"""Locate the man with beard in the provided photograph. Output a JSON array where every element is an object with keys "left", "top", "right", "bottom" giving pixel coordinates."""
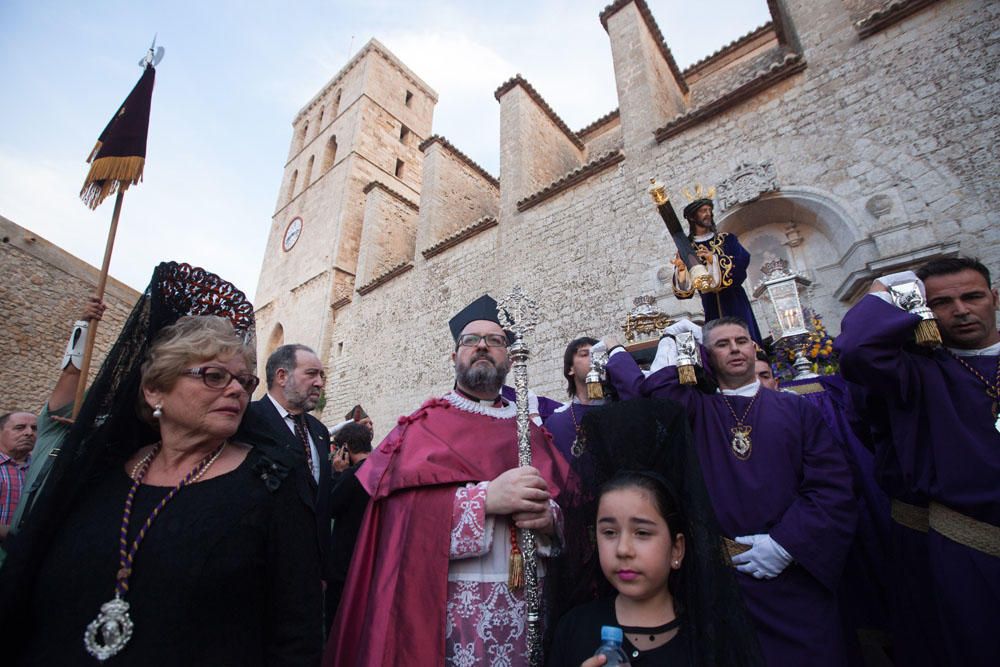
[
  {"left": 238, "top": 344, "right": 333, "bottom": 622},
  {"left": 836, "top": 257, "right": 1000, "bottom": 666},
  {"left": 324, "top": 294, "right": 573, "bottom": 666},
  {"left": 672, "top": 197, "right": 763, "bottom": 343}
]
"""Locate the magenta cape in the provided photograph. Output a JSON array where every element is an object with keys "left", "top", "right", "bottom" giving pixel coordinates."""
[{"left": 322, "top": 397, "right": 575, "bottom": 666}]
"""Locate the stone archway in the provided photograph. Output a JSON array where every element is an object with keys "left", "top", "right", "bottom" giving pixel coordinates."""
[{"left": 716, "top": 187, "right": 867, "bottom": 336}]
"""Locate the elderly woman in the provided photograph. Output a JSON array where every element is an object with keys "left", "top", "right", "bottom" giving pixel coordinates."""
[{"left": 10, "top": 315, "right": 322, "bottom": 665}]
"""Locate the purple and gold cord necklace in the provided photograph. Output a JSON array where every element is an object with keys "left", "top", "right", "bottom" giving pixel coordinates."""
[{"left": 84, "top": 441, "right": 227, "bottom": 661}]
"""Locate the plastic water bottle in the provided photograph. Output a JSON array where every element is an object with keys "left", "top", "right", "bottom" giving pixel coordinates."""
[{"left": 593, "top": 625, "right": 631, "bottom": 666}]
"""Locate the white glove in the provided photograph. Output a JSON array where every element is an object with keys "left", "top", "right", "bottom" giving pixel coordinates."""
[
  {"left": 648, "top": 336, "right": 678, "bottom": 374},
  {"left": 664, "top": 318, "right": 703, "bottom": 345},
  {"left": 528, "top": 390, "right": 542, "bottom": 426},
  {"left": 61, "top": 320, "right": 90, "bottom": 370},
  {"left": 732, "top": 534, "right": 793, "bottom": 579}
]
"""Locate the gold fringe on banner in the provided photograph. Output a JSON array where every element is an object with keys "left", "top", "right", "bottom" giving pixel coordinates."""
[{"left": 80, "top": 156, "right": 145, "bottom": 209}]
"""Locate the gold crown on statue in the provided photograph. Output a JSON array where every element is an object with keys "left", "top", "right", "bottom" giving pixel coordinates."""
[{"left": 682, "top": 184, "right": 716, "bottom": 201}]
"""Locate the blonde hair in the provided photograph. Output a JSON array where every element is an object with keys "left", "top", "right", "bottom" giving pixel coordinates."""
[{"left": 138, "top": 316, "right": 256, "bottom": 423}]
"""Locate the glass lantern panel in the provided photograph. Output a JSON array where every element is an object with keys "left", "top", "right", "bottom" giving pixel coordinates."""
[{"left": 766, "top": 279, "right": 807, "bottom": 338}]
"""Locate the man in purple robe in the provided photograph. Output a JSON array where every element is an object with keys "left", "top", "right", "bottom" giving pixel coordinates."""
[
  {"left": 610, "top": 316, "right": 856, "bottom": 666},
  {"left": 835, "top": 256, "right": 1000, "bottom": 666},
  {"left": 671, "top": 198, "right": 763, "bottom": 343},
  {"left": 542, "top": 337, "right": 602, "bottom": 462}
]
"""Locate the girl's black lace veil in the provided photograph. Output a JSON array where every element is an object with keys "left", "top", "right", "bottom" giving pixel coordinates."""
[{"left": 548, "top": 398, "right": 763, "bottom": 667}]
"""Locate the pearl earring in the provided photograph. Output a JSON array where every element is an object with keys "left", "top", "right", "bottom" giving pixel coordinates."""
[
  {"left": 673, "top": 560, "right": 680, "bottom": 568},
  {"left": 152, "top": 404, "right": 163, "bottom": 419}
]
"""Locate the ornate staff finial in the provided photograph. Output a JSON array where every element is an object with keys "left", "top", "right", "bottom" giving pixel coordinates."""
[{"left": 497, "top": 286, "right": 538, "bottom": 340}]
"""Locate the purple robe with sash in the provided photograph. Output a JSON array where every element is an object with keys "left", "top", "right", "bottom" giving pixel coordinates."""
[
  {"left": 784, "top": 376, "right": 892, "bottom": 664},
  {"left": 640, "top": 366, "right": 857, "bottom": 666},
  {"left": 836, "top": 295, "right": 1000, "bottom": 666},
  {"left": 844, "top": 383, "right": 942, "bottom": 667}
]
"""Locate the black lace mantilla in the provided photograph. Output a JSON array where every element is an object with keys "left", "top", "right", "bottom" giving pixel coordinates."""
[{"left": 156, "top": 262, "right": 255, "bottom": 342}]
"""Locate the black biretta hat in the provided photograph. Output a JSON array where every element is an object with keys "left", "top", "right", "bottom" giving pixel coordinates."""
[
  {"left": 683, "top": 198, "right": 714, "bottom": 221},
  {"left": 448, "top": 294, "right": 503, "bottom": 340}
]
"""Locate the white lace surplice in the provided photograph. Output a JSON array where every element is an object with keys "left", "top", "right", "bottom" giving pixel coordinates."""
[{"left": 445, "top": 482, "right": 561, "bottom": 667}]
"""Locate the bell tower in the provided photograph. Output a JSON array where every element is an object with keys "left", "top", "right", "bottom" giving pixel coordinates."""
[{"left": 253, "top": 39, "right": 437, "bottom": 371}]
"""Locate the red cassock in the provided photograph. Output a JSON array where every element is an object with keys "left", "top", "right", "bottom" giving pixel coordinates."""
[{"left": 323, "top": 395, "right": 574, "bottom": 666}]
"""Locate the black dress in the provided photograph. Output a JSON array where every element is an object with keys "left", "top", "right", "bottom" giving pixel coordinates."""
[
  {"left": 549, "top": 597, "right": 690, "bottom": 666},
  {"left": 18, "top": 448, "right": 323, "bottom": 666}
]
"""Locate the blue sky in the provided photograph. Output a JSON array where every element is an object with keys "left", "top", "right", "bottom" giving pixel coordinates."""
[{"left": 0, "top": 1, "right": 771, "bottom": 299}]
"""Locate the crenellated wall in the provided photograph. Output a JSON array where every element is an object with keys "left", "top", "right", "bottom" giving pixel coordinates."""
[
  {"left": 256, "top": 0, "right": 1000, "bottom": 440},
  {"left": 416, "top": 136, "right": 499, "bottom": 253}
]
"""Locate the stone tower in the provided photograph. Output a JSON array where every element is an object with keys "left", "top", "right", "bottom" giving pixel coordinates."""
[{"left": 253, "top": 39, "right": 437, "bottom": 380}]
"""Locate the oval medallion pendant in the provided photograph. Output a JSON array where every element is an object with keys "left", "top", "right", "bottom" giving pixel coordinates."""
[
  {"left": 730, "top": 426, "right": 752, "bottom": 460},
  {"left": 84, "top": 595, "right": 134, "bottom": 661}
]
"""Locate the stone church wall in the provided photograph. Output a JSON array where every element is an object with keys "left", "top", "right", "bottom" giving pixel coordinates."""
[
  {"left": 258, "top": 1, "right": 999, "bottom": 440},
  {"left": 0, "top": 215, "right": 139, "bottom": 414}
]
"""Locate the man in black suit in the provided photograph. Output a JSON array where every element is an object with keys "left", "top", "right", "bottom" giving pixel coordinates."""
[{"left": 238, "top": 344, "right": 333, "bottom": 625}]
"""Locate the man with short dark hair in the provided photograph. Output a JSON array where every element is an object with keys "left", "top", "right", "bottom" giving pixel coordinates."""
[
  {"left": 631, "top": 315, "right": 856, "bottom": 666},
  {"left": 0, "top": 412, "right": 37, "bottom": 538},
  {"left": 836, "top": 256, "right": 1000, "bottom": 665},
  {"left": 671, "top": 197, "right": 763, "bottom": 342},
  {"left": 543, "top": 336, "right": 601, "bottom": 461},
  {"left": 326, "top": 421, "right": 373, "bottom": 620},
  {"left": 239, "top": 343, "right": 332, "bottom": 616},
  {"left": 325, "top": 294, "right": 572, "bottom": 666}
]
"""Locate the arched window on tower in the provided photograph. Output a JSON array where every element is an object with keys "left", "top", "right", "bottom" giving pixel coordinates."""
[
  {"left": 304, "top": 155, "right": 315, "bottom": 188},
  {"left": 318, "top": 107, "right": 325, "bottom": 129},
  {"left": 287, "top": 170, "right": 298, "bottom": 203},
  {"left": 333, "top": 89, "right": 342, "bottom": 118},
  {"left": 296, "top": 121, "right": 309, "bottom": 153},
  {"left": 322, "top": 135, "right": 338, "bottom": 172}
]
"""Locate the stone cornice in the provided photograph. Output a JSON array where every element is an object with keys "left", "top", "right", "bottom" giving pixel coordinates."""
[
  {"left": 654, "top": 53, "right": 806, "bottom": 143},
  {"left": 419, "top": 135, "right": 499, "bottom": 188},
  {"left": 516, "top": 150, "right": 625, "bottom": 212},
  {"left": 421, "top": 216, "right": 499, "bottom": 259},
  {"left": 576, "top": 108, "right": 620, "bottom": 138},
  {"left": 331, "top": 295, "right": 352, "bottom": 310},
  {"left": 356, "top": 261, "right": 413, "bottom": 295},
  {"left": 682, "top": 23, "right": 774, "bottom": 77},
  {"left": 854, "top": 0, "right": 941, "bottom": 39},
  {"left": 494, "top": 75, "right": 586, "bottom": 150},
  {"left": 599, "top": 0, "right": 689, "bottom": 95},
  {"left": 362, "top": 180, "right": 419, "bottom": 211}
]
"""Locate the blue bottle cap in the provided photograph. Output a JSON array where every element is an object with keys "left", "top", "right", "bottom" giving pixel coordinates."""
[{"left": 601, "top": 626, "right": 624, "bottom": 643}]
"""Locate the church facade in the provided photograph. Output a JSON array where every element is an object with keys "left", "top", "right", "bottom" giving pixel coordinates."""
[{"left": 253, "top": 0, "right": 999, "bottom": 433}]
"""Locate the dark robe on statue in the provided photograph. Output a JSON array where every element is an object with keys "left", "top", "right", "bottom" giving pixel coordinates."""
[
  {"left": 836, "top": 295, "right": 1000, "bottom": 666},
  {"left": 639, "top": 366, "right": 857, "bottom": 666},
  {"left": 323, "top": 396, "right": 574, "bottom": 667},
  {"left": 673, "top": 232, "right": 763, "bottom": 343}
]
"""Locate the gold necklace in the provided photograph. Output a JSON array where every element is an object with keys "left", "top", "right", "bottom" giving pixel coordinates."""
[
  {"left": 568, "top": 402, "right": 586, "bottom": 458},
  {"left": 130, "top": 442, "right": 228, "bottom": 482},
  {"left": 947, "top": 351, "right": 1000, "bottom": 424},
  {"left": 720, "top": 390, "right": 759, "bottom": 460}
]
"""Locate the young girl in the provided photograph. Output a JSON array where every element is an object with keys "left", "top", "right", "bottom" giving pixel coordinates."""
[
  {"left": 549, "top": 472, "right": 689, "bottom": 666},
  {"left": 546, "top": 398, "right": 762, "bottom": 667}
]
